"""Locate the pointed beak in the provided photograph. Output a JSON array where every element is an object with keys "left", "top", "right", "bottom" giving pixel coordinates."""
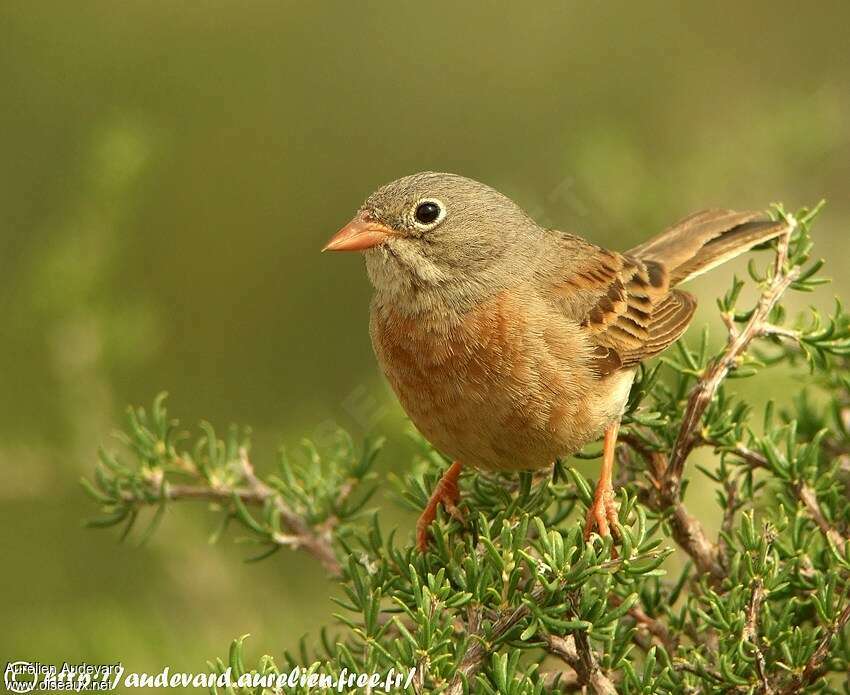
[{"left": 322, "top": 216, "right": 398, "bottom": 252}]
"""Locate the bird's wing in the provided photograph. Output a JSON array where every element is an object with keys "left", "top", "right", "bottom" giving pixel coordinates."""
[
  {"left": 544, "top": 234, "right": 696, "bottom": 377},
  {"left": 545, "top": 209, "right": 787, "bottom": 376}
]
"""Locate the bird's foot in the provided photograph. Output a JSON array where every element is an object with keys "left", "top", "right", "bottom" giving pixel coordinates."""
[
  {"left": 583, "top": 485, "right": 620, "bottom": 542},
  {"left": 416, "top": 461, "right": 464, "bottom": 551}
]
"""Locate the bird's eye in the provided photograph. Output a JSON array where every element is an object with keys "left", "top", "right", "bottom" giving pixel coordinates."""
[{"left": 414, "top": 200, "right": 443, "bottom": 226}]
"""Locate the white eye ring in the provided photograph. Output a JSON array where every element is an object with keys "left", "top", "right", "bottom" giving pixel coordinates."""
[{"left": 411, "top": 198, "right": 446, "bottom": 229}]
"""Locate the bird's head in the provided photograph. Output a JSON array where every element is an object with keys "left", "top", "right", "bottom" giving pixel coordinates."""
[{"left": 324, "top": 172, "right": 541, "bottom": 310}]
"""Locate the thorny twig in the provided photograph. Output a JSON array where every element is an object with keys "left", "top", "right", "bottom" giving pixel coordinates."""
[
  {"left": 121, "top": 448, "right": 342, "bottom": 575},
  {"left": 620, "top": 432, "right": 725, "bottom": 581},
  {"left": 238, "top": 448, "right": 342, "bottom": 575},
  {"left": 445, "top": 554, "right": 657, "bottom": 694},
  {"left": 623, "top": 222, "right": 804, "bottom": 583},
  {"left": 608, "top": 592, "right": 677, "bottom": 653},
  {"left": 666, "top": 224, "right": 795, "bottom": 484},
  {"left": 776, "top": 599, "right": 850, "bottom": 695},
  {"left": 719, "top": 443, "right": 848, "bottom": 551},
  {"left": 718, "top": 474, "right": 742, "bottom": 566},
  {"left": 744, "top": 578, "right": 772, "bottom": 694},
  {"left": 542, "top": 633, "right": 617, "bottom": 695}
]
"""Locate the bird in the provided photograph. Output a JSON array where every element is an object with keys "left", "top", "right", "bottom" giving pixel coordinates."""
[{"left": 323, "top": 172, "right": 787, "bottom": 551}]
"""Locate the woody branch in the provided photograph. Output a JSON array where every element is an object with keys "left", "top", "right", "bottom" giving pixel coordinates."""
[
  {"left": 119, "top": 448, "right": 342, "bottom": 575},
  {"left": 625, "top": 220, "right": 800, "bottom": 581}
]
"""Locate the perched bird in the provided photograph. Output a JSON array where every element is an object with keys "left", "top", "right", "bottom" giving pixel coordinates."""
[{"left": 324, "top": 172, "right": 786, "bottom": 550}]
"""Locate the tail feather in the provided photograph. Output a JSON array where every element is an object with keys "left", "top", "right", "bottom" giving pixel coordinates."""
[{"left": 627, "top": 210, "right": 788, "bottom": 285}]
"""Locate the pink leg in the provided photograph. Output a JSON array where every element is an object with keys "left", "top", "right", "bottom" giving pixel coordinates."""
[
  {"left": 416, "top": 461, "right": 463, "bottom": 551},
  {"left": 584, "top": 421, "right": 621, "bottom": 540}
]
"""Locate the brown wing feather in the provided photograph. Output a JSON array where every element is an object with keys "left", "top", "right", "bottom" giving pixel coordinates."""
[
  {"left": 578, "top": 255, "right": 695, "bottom": 374},
  {"left": 549, "top": 237, "right": 696, "bottom": 377},
  {"left": 549, "top": 209, "right": 786, "bottom": 377}
]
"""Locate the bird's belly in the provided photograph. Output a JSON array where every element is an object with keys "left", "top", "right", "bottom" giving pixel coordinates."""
[{"left": 371, "top": 291, "right": 633, "bottom": 472}]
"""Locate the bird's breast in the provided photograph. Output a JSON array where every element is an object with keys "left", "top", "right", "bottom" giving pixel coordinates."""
[{"left": 369, "top": 290, "right": 621, "bottom": 471}]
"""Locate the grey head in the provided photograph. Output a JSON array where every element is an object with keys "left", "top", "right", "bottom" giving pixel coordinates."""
[{"left": 325, "top": 172, "right": 546, "bottom": 314}]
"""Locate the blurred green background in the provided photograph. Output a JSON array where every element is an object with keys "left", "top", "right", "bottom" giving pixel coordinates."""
[{"left": 2, "top": 0, "right": 849, "bottom": 679}]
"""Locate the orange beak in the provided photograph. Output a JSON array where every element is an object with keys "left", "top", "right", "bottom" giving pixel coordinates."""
[{"left": 322, "top": 215, "right": 398, "bottom": 252}]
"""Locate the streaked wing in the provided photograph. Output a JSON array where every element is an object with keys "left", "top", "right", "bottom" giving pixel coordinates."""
[{"left": 547, "top": 234, "right": 696, "bottom": 376}]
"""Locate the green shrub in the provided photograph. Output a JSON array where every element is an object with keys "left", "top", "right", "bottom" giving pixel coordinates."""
[{"left": 84, "top": 204, "right": 850, "bottom": 693}]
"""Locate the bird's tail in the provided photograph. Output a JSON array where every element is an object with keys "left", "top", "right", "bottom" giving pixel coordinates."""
[{"left": 626, "top": 209, "right": 789, "bottom": 286}]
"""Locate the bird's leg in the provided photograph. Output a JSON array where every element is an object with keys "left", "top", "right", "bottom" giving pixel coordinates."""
[
  {"left": 416, "top": 461, "right": 463, "bottom": 551},
  {"left": 584, "top": 421, "right": 621, "bottom": 540}
]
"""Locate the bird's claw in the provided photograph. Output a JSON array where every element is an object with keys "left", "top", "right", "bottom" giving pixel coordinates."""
[
  {"left": 583, "top": 487, "right": 620, "bottom": 543},
  {"left": 416, "top": 462, "right": 464, "bottom": 551}
]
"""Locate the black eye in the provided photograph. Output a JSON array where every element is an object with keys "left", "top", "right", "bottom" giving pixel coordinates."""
[{"left": 414, "top": 201, "right": 442, "bottom": 225}]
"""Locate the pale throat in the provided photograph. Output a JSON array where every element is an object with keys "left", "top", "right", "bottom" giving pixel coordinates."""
[{"left": 364, "top": 244, "right": 504, "bottom": 318}]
